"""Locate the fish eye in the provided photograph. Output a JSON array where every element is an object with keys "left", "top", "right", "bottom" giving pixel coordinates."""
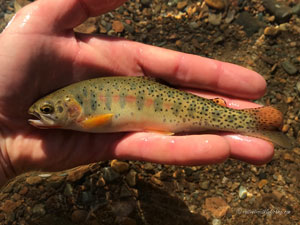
[{"left": 40, "top": 104, "right": 54, "bottom": 114}]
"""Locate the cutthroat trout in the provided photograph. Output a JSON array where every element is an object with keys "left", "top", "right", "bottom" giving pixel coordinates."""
[{"left": 28, "top": 76, "right": 292, "bottom": 148}]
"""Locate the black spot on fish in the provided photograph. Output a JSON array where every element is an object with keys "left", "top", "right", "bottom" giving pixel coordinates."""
[{"left": 57, "top": 106, "right": 63, "bottom": 113}]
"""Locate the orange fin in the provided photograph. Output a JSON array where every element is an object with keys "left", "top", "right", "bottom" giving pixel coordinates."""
[
  {"left": 242, "top": 106, "right": 283, "bottom": 130},
  {"left": 212, "top": 98, "right": 227, "bottom": 107},
  {"left": 146, "top": 130, "right": 175, "bottom": 135},
  {"left": 80, "top": 114, "right": 113, "bottom": 129}
]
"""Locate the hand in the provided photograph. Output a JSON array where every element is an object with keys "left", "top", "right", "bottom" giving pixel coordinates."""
[{"left": 0, "top": 0, "right": 272, "bottom": 186}]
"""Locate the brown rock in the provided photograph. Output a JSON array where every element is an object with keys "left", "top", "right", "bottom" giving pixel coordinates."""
[
  {"left": 282, "top": 124, "right": 289, "bottom": 133},
  {"left": 177, "top": 1, "right": 188, "bottom": 10},
  {"left": 112, "top": 20, "right": 124, "bottom": 33},
  {"left": 285, "top": 96, "right": 294, "bottom": 104},
  {"left": 26, "top": 176, "right": 42, "bottom": 185},
  {"left": 116, "top": 216, "right": 137, "bottom": 225},
  {"left": 175, "top": 40, "right": 183, "bottom": 48},
  {"left": 264, "top": 26, "right": 279, "bottom": 36},
  {"left": 258, "top": 179, "right": 268, "bottom": 189},
  {"left": 14, "top": 0, "right": 31, "bottom": 11},
  {"left": 0, "top": 199, "right": 21, "bottom": 213},
  {"left": 272, "top": 190, "right": 284, "bottom": 202},
  {"left": 111, "top": 160, "right": 129, "bottom": 173},
  {"left": 283, "top": 153, "right": 294, "bottom": 162},
  {"left": 19, "top": 186, "right": 28, "bottom": 195},
  {"left": 204, "top": 0, "right": 225, "bottom": 10},
  {"left": 126, "top": 169, "right": 137, "bottom": 187},
  {"left": 151, "top": 176, "right": 163, "bottom": 186},
  {"left": 74, "top": 17, "right": 98, "bottom": 34},
  {"left": 293, "top": 147, "right": 300, "bottom": 155},
  {"left": 67, "top": 165, "right": 90, "bottom": 182},
  {"left": 99, "top": 25, "right": 107, "bottom": 34},
  {"left": 204, "top": 197, "right": 230, "bottom": 218},
  {"left": 96, "top": 176, "right": 106, "bottom": 187},
  {"left": 71, "top": 209, "right": 88, "bottom": 223}
]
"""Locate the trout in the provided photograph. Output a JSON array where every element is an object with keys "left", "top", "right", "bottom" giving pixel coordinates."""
[{"left": 28, "top": 76, "right": 292, "bottom": 148}]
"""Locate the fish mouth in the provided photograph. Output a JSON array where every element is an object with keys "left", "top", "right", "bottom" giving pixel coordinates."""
[
  {"left": 28, "top": 110, "right": 56, "bottom": 128},
  {"left": 28, "top": 110, "right": 46, "bottom": 128}
]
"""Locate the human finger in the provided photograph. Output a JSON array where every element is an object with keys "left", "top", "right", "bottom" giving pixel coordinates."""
[
  {"left": 4, "top": 0, "right": 127, "bottom": 33},
  {"left": 71, "top": 35, "right": 266, "bottom": 99}
]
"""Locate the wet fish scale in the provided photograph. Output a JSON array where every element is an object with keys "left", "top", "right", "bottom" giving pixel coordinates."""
[{"left": 28, "top": 76, "right": 293, "bottom": 148}]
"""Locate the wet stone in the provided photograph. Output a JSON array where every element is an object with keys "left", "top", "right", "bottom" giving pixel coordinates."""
[
  {"left": 177, "top": 1, "right": 187, "bottom": 11},
  {"left": 126, "top": 169, "right": 137, "bottom": 187},
  {"left": 281, "top": 60, "right": 298, "bottom": 75},
  {"left": 263, "top": 0, "right": 292, "bottom": 23},
  {"left": 258, "top": 179, "right": 268, "bottom": 189},
  {"left": 80, "top": 191, "right": 94, "bottom": 204},
  {"left": 116, "top": 216, "right": 137, "bottom": 225},
  {"left": 239, "top": 186, "right": 248, "bottom": 199},
  {"left": 67, "top": 165, "right": 90, "bottom": 182},
  {"left": 64, "top": 183, "right": 73, "bottom": 196},
  {"left": 264, "top": 26, "right": 279, "bottom": 36},
  {"left": 111, "top": 160, "right": 129, "bottom": 173},
  {"left": 102, "top": 167, "right": 120, "bottom": 183},
  {"left": 0, "top": 199, "right": 21, "bottom": 213},
  {"left": 120, "top": 185, "right": 132, "bottom": 198},
  {"left": 71, "top": 209, "right": 88, "bottom": 224},
  {"left": 204, "top": 0, "right": 225, "bottom": 10},
  {"left": 19, "top": 186, "right": 28, "bottom": 195},
  {"left": 212, "top": 218, "right": 222, "bottom": 225},
  {"left": 204, "top": 197, "right": 230, "bottom": 218},
  {"left": 26, "top": 176, "right": 42, "bottom": 185},
  {"left": 208, "top": 12, "right": 222, "bottom": 26},
  {"left": 235, "top": 12, "right": 262, "bottom": 36},
  {"left": 141, "top": 0, "right": 151, "bottom": 7},
  {"left": 200, "top": 180, "right": 210, "bottom": 190},
  {"left": 112, "top": 20, "right": 124, "bottom": 33},
  {"left": 32, "top": 203, "right": 46, "bottom": 216}
]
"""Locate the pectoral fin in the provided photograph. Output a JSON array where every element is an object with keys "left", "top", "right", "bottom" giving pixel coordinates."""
[{"left": 80, "top": 114, "right": 113, "bottom": 129}]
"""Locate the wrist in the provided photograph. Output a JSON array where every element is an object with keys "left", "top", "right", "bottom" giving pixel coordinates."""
[{"left": 0, "top": 136, "right": 17, "bottom": 187}]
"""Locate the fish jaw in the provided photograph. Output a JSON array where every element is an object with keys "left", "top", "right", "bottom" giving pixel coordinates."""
[{"left": 28, "top": 109, "right": 62, "bottom": 129}]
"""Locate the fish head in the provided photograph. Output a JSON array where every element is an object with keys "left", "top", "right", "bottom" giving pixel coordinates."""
[{"left": 28, "top": 96, "right": 74, "bottom": 129}]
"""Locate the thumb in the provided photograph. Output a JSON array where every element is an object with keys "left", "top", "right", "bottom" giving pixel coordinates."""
[{"left": 4, "top": 0, "right": 127, "bottom": 33}]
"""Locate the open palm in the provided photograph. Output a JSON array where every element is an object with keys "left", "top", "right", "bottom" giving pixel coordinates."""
[{"left": 0, "top": 0, "right": 273, "bottom": 185}]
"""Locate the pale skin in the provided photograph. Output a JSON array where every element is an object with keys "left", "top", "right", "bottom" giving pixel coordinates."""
[{"left": 0, "top": 0, "right": 273, "bottom": 186}]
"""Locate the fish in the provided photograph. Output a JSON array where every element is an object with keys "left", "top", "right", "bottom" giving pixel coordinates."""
[{"left": 28, "top": 76, "right": 293, "bottom": 148}]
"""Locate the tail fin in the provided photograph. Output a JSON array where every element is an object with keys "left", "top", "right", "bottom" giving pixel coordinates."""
[
  {"left": 244, "top": 130, "right": 295, "bottom": 149},
  {"left": 241, "top": 106, "right": 295, "bottom": 149},
  {"left": 242, "top": 106, "right": 283, "bottom": 130}
]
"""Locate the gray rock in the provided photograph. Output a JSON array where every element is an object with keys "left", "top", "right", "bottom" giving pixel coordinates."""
[
  {"left": 296, "top": 81, "right": 300, "bottom": 94},
  {"left": 212, "top": 218, "right": 222, "bottom": 225},
  {"left": 141, "top": 0, "right": 151, "bottom": 6},
  {"left": 32, "top": 203, "right": 46, "bottom": 216},
  {"left": 263, "top": 0, "right": 292, "bottom": 23},
  {"left": 102, "top": 167, "right": 120, "bottom": 182},
  {"left": 238, "top": 186, "right": 248, "bottom": 199},
  {"left": 71, "top": 210, "right": 88, "bottom": 223},
  {"left": 225, "top": 9, "right": 236, "bottom": 24},
  {"left": 189, "top": 21, "right": 199, "bottom": 29},
  {"left": 281, "top": 60, "right": 298, "bottom": 75},
  {"left": 64, "top": 183, "right": 73, "bottom": 196},
  {"left": 81, "top": 191, "right": 93, "bottom": 203},
  {"left": 208, "top": 12, "right": 222, "bottom": 26},
  {"left": 291, "top": 3, "right": 300, "bottom": 16},
  {"left": 124, "top": 23, "right": 134, "bottom": 34},
  {"left": 200, "top": 180, "right": 210, "bottom": 190},
  {"left": 235, "top": 12, "right": 262, "bottom": 36}
]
